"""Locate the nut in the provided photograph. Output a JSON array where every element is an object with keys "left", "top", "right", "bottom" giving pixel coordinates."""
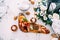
[
  {"left": 29, "top": 0, "right": 35, "bottom": 5},
  {"left": 26, "top": 11, "right": 30, "bottom": 15},
  {"left": 30, "top": 1, "right": 35, "bottom": 5},
  {"left": 14, "top": 16, "right": 17, "bottom": 20}
]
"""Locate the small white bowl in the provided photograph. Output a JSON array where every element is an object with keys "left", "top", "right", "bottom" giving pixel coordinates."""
[{"left": 19, "top": 2, "right": 30, "bottom": 11}]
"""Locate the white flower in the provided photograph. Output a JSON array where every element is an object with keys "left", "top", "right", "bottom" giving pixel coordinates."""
[
  {"left": 40, "top": 4, "right": 47, "bottom": 10},
  {"left": 43, "top": 15, "right": 47, "bottom": 20},
  {"left": 40, "top": 11, "right": 45, "bottom": 16},
  {"left": 40, "top": 11, "right": 43, "bottom": 16},
  {"left": 48, "top": 15, "right": 53, "bottom": 19},
  {"left": 40, "top": 11, "right": 43, "bottom": 13},
  {"left": 53, "top": 13, "right": 59, "bottom": 20}
]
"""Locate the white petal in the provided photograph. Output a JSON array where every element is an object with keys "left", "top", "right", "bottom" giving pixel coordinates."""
[
  {"left": 40, "top": 11, "right": 45, "bottom": 16},
  {"left": 43, "top": 16, "right": 47, "bottom": 20},
  {"left": 40, "top": 13, "right": 44, "bottom": 16},
  {"left": 40, "top": 5, "right": 47, "bottom": 10},
  {"left": 53, "top": 13, "right": 59, "bottom": 20},
  {"left": 48, "top": 15, "right": 53, "bottom": 19}
]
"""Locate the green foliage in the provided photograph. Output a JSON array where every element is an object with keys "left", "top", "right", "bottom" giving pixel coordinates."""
[
  {"left": 23, "top": 18, "right": 28, "bottom": 22},
  {"left": 34, "top": 1, "right": 60, "bottom": 26},
  {"left": 36, "top": 13, "right": 52, "bottom": 26}
]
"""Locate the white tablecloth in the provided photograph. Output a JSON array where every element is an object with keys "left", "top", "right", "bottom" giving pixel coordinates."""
[{"left": 0, "top": 0, "right": 56, "bottom": 40}]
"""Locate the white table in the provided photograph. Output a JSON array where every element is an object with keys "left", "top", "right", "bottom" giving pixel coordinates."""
[{"left": 0, "top": 0, "right": 55, "bottom": 40}]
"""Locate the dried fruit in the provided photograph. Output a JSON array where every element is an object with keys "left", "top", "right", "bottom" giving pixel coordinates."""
[
  {"left": 11, "top": 25, "right": 18, "bottom": 32},
  {"left": 30, "top": 1, "right": 35, "bottom": 5},
  {"left": 14, "top": 16, "right": 17, "bottom": 20},
  {"left": 29, "top": 0, "right": 35, "bottom": 5},
  {"left": 26, "top": 11, "right": 30, "bottom": 15}
]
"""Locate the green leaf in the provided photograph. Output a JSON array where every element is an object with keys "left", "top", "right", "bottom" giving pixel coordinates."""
[
  {"left": 34, "top": 8, "right": 37, "bottom": 12},
  {"left": 23, "top": 18, "right": 28, "bottom": 22}
]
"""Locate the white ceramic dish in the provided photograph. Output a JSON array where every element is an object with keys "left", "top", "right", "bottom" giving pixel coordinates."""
[{"left": 19, "top": 1, "right": 30, "bottom": 11}]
